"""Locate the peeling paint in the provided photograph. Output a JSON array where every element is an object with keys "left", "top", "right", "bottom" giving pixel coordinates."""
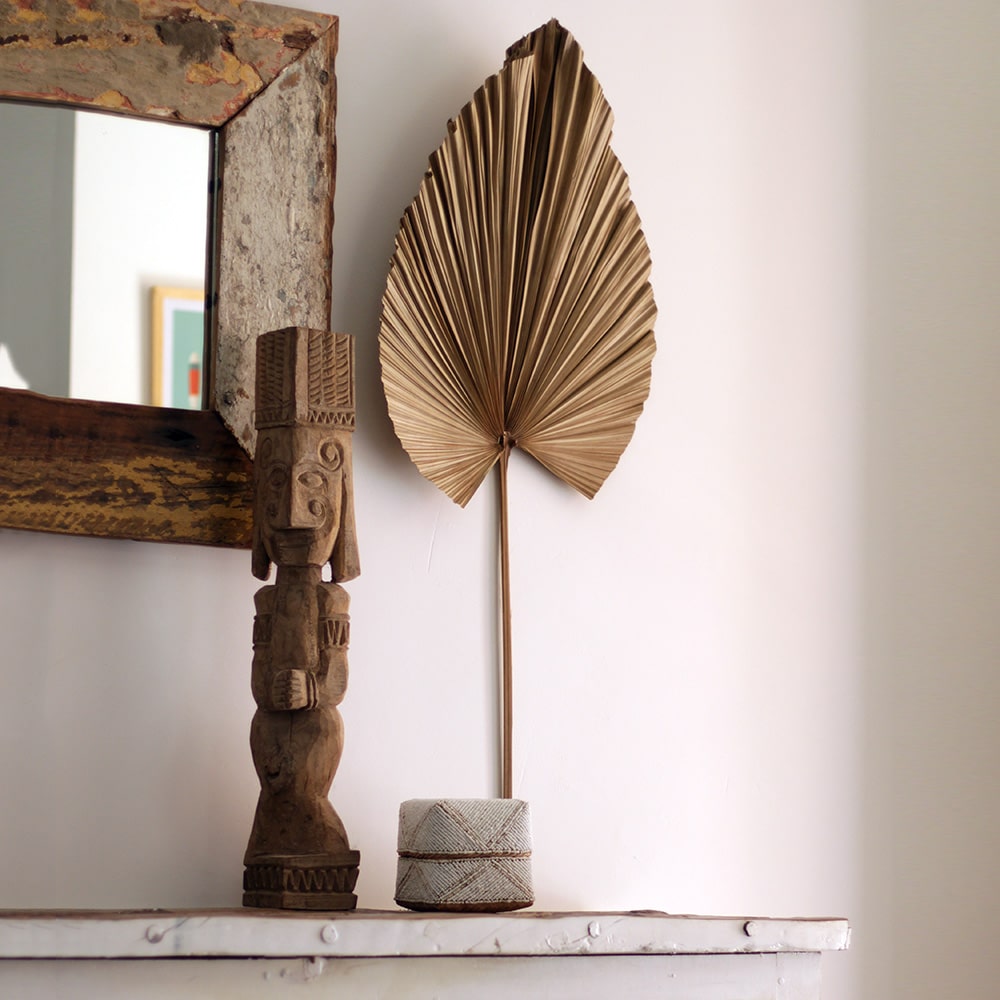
[
  {"left": 217, "top": 48, "right": 246, "bottom": 85},
  {"left": 12, "top": 6, "right": 46, "bottom": 25},
  {"left": 184, "top": 48, "right": 254, "bottom": 88},
  {"left": 144, "top": 104, "right": 183, "bottom": 119},
  {"left": 94, "top": 88, "right": 132, "bottom": 109},
  {"left": 72, "top": 8, "right": 106, "bottom": 25},
  {"left": 238, "top": 59, "right": 261, "bottom": 91}
]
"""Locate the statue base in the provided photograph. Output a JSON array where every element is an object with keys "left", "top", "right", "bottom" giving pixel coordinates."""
[{"left": 243, "top": 851, "right": 360, "bottom": 910}]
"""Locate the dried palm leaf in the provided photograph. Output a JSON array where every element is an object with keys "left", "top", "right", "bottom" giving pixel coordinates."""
[{"left": 380, "top": 20, "right": 657, "bottom": 796}]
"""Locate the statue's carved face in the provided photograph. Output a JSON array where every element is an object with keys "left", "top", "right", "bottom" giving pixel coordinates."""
[{"left": 256, "top": 426, "right": 344, "bottom": 568}]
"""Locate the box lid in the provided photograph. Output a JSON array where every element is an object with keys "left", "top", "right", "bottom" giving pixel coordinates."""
[{"left": 397, "top": 798, "right": 532, "bottom": 856}]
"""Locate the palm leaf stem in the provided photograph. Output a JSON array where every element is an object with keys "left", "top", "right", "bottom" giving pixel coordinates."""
[{"left": 498, "top": 437, "right": 514, "bottom": 799}]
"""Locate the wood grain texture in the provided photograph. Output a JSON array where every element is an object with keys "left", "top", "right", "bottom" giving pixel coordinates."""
[
  {"left": 243, "top": 328, "right": 359, "bottom": 910},
  {"left": 0, "top": 389, "right": 252, "bottom": 546},
  {"left": 213, "top": 26, "right": 337, "bottom": 455},
  {"left": 0, "top": 0, "right": 334, "bottom": 126}
]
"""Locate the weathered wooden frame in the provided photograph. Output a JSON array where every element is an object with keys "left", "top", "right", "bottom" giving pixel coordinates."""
[{"left": 0, "top": 0, "right": 338, "bottom": 546}]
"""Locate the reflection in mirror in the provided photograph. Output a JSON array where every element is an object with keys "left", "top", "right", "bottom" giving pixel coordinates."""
[{"left": 0, "top": 103, "right": 210, "bottom": 407}]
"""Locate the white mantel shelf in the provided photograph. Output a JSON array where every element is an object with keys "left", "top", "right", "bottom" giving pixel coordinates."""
[
  {"left": 0, "top": 908, "right": 849, "bottom": 959},
  {"left": 0, "top": 909, "right": 851, "bottom": 1000}
]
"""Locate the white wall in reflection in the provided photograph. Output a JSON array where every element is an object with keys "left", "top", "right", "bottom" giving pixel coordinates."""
[
  {"left": 0, "top": 104, "right": 208, "bottom": 405},
  {"left": 70, "top": 111, "right": 209, "bottom": 405}
]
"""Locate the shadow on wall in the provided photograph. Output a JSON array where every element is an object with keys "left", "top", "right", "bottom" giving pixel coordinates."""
[
  {"left": 0, "top": 344, "right": 29, "bottom": 389},
  {"left": 861, "top": 3, "right": 1000, "bottom": 999}
]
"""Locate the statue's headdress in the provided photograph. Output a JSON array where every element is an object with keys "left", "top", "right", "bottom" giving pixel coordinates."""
[
  {"left": 255, "top": 327, "right": 356, "bottom": 432},
  {"left": 252, "top": 327, "right": 360, "bottom": 582}
]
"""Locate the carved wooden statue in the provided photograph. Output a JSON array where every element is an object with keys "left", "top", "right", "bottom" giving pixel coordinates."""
[{"left": 243, "top": 327, "right": 361, "bottom": 910}]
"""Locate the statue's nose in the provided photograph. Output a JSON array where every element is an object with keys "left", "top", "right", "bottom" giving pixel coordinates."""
[
  {"left": 287, "top": 475, "right": 322, "bottom": 528},
  {"left": 287, "top": 479, "right": 310, "bottom": 527}
]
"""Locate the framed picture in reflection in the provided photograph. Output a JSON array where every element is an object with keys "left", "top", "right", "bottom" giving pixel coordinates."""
[{"left": 150, "top": 286, "right": 205, "bottom": 409}]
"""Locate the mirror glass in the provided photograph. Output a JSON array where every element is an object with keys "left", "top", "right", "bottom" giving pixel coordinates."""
[{"left": 0, "top": 103, "right": 211, "bottom": 408}]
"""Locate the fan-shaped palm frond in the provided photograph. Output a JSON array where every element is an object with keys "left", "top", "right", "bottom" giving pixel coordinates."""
[{"left": 379, "top": 20, "right": 657, "bottom": 797}]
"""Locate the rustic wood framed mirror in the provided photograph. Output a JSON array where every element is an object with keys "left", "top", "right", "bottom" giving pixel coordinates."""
[{"left": 0, "top": 0, "right": 338, "bottom": 547}]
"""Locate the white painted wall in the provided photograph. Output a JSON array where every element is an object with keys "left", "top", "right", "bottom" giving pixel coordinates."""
[{"left": 1, "top": 3, "right": 999, "bottom": 999}]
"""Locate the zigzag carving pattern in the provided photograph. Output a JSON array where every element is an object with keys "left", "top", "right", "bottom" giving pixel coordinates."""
[
  {"left": 306, "top": 409, "right": 356, "bottom": 428},
  {"left": 244, "top": 862, "right": 359, "bottom": 894}
]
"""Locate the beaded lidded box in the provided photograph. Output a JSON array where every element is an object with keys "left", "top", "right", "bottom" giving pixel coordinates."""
[{"left": 395, "top": 798, "right": 533, "bottom": 912}]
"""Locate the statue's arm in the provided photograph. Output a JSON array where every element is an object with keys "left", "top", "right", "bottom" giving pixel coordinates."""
[
  {"left": 250, "top": 586, "right": 277, "bottom": 708},
  {"left": 316, "top": 583, "right": 350, "bottom": 706}
]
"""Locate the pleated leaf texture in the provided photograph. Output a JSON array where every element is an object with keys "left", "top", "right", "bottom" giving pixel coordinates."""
[{"left": 379, "top": 19, "right": 657, "bottom": 506}]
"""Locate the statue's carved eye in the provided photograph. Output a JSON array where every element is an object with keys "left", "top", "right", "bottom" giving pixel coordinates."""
[
  {"left": 298, "top": 471, "right": 326, "bottom": 490},
  {"left": 319, "top": 440, "right": 342, "bottom": 469},
  {"left": 268, "top": 467, "right": 287, "bottom": 489}
]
